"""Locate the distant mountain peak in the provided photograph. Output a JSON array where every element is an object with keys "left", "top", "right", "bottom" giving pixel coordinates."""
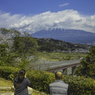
[{"left": 32, "top": 28, "right": 95, "bottom": 44}]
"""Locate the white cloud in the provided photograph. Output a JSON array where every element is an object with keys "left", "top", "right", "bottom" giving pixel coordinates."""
[
  {"left": 59, "top": 3, "right": 69, "bottom": 7},
  {"left": 0, "top": 10, "right": 95, "bottom": 34}
]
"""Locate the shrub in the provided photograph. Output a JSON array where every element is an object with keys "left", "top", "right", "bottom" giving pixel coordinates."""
[
  {"left": 0, "top": 66, "right": 95, "bottom": 94},
  {"left": 0, "top": 66, "right": 20, "bottom": 80},
  {"left": 26, "top": 70, "right": 55, "bottom": 93},
  {"left": 63, "top": 75, "right": 95, "bottom": 95},
  {"left": 26, "top": 70, "right": 95, "bottom": 95},
  {"left": 75, "top": 46, "right": 95, "bottom": 79},
  {"left": 16, "top": 58, "right": 30, "bottom": 70}
]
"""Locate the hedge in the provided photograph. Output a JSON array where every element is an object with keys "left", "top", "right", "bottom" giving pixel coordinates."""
[
  {"left": 26, "top": 70, "right": 95, "bottom": 95},
  {"left": 0, "top": 66, "right": 95, "bottom": 95},
  {"left": 0, "top": 66, "right": 20, "bottom": 80}
]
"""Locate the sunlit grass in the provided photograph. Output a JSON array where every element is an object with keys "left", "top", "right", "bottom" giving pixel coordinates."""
[
  {"left": 38, "top": 52, "right": 88, "bottom": 61},
  {"left": 0, "top": 78, "right": 13, "bottom": 93},
  {"left": 0, "top": 78, "right": 48, "bottom": 94},
  {"left": 0, "top": 78, "right": 13, "bottom": 86}
]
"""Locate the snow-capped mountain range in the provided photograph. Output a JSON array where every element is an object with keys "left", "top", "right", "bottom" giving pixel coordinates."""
[{"left": 32, "top": 29, "right": 95, "bottom": 44}]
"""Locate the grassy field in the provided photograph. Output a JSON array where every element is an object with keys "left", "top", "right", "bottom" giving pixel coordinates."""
[
  {"left": 0, "top": 78, "right": 48, "bottom": 95},
  {"left": 0, "top": 78, "right": 13, "bottom": 86},
  {"left": 0, "top": 78, "right": 13, "bottom": 93},
  {"left": 37, "top": 52, "right": 88, "bottom": 61}
]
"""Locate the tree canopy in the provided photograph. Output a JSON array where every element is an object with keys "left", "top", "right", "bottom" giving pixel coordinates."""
[
  {"left": 0, "top": 28, "right": 38, "bottom": 68},
  {"left": 13, "top": 34, "right": 38, "bottom": 58},
  {"left": 75, "top": 46, "right": 95, "bottom": 78},
  {"left": 0, "top": 44, "right": 17, "bottom": 66}
]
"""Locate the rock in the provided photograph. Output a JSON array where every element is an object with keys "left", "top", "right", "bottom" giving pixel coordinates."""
[
  {"left": 11, "top": 86, "right": 15, "bottom": 91},
  {"left": 28, "top": 87, "right": 33, "bottom": 95}
]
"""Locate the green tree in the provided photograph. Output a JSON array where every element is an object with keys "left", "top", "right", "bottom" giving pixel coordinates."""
[
  {"left": 0, "top": 44, "right": 8, "bottom": 56},
  {"left": 13, "top": 32, "right": 39, "bottom": 69},
  {"left": 0, "top": 44, "right": 17, "bottom": 66},
  {"left": 10, "top": 28, "right": 21, "bottom": 38},
  {"left": 0, "top": 28, "right": 10, "bottom": 36},
  {"left": 0, "top": 28, "right": 21, "bottom": 37},
  {"left": 13, "top": 32, "right": 38, "bottom": 58},
  {"left": 0, "top": 28, "right": 39, "bottom": 68},
  {"left": 0, "top": 28, "right": 38, "bottom": 58},
  {"left": 75, "top": 46, "right": 95, "bottom": 78},
  {"left": 16, "top": 58, "right": 30, "bottom": 70}
]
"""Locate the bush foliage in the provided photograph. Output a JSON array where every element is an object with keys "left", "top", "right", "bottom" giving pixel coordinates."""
[
  {"left": 75, "top": 46, "right": 95, "bottom": 79},
  {"left": 0, "top": 66, "right": 20, "bottom": 80},
  {"left": 0, "top": 66, "right": 95, "bottom": 95}
]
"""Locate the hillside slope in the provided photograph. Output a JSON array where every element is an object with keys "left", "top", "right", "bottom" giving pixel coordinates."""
[{"left": 36, "top": 38, "right": 90, "bottom": 52}]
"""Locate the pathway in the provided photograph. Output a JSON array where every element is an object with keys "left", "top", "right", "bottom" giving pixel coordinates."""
[
  {"left": 0, "top": 86, "right": 13, "bottom": 95},
  {"left": 0, "top": 86, "right": 33, "bottom": 95},
  {"left": 0, "top": 92, "right": 13, "bottom": 95}
]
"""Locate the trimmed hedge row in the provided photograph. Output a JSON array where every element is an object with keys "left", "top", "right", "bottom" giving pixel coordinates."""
[{"left": 0, "top": 66, "right": 95, "bottom": 95}]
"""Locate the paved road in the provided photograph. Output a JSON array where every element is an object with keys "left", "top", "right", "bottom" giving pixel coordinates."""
[{"left": 31, "top": 59, "right": 81, "bottom": 71}]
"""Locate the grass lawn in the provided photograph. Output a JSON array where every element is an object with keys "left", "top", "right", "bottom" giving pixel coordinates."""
[
  {"left": 0, "top": 78, "right": 13, "bottom": 93},
  {"left": 0, "top": 78, "right": 13, "bottom": 86},
  {"left": 0, "top": 77, "right": 48, "bottom": 95}
]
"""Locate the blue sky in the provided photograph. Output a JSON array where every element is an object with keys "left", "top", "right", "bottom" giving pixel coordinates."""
[{"left": 0, "top": 0, "right": 95, "bottom": 33}]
